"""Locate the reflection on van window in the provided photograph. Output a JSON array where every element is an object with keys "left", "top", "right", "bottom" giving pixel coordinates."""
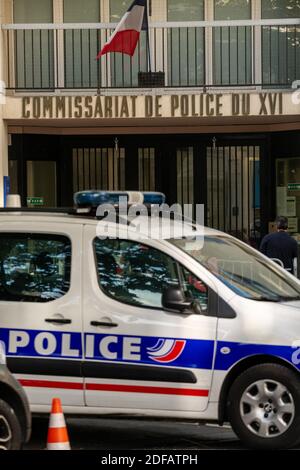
[
  {"left": 94, "top": 239, "right": 209, "bottom": 311},
  {"left": 0, "top": 234, "right": 71, "bottom": 302},
  {"left": 94, "top": 239, "right": 179, "bottom": 308},
  {"left": 170, "top": 235, "right": 300, "bottom": 302},
  {"left": 181, "top": 265, "right": 208, "bottom": 312}
]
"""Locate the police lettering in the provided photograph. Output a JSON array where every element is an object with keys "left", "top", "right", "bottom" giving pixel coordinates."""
[
  {"left": 86, "top": 334, "right": 141, "bottom": 361},
  {"left": 6, "top": 330, "right": 142, "bottom": 361},
  {"left": 8, "top": 330, "right": 81, "bottom": 358}
]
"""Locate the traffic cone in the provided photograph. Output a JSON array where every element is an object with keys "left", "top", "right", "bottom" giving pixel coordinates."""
[{"left": 47, "top": 398, "right": 71, "bottom": 450}]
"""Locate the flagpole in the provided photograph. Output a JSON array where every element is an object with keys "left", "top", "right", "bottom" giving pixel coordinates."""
[
  {"left": 146, "top": 0, "right": 152, "bottom": 73},
  {"left": 146, "top": 29, "right": 152, "bottom": 73}
]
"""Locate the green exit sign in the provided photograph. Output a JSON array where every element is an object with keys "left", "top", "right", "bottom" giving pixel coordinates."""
[
  {"left": 27, "top": 197, "right": 44, "bottom": 206},
  {"left": 288, "top": 183, "right": 300, "bottom": 191}
]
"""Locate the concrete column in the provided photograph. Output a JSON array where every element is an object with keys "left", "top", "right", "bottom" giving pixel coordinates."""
[{"left": 0, "top": 1, "right": 10, "bottom": 207}]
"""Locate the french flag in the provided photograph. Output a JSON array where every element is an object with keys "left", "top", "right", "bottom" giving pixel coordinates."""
[{"left": 97, "top": 0, "right": 148, "bottom": 59}]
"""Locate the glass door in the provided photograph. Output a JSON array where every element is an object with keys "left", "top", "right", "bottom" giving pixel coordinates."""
[
  {"left": 276, "top": 158, "right": 300, "bottom": 235},
  {"left": 27, "top": 161, "right": 57, "bottom": 207}
]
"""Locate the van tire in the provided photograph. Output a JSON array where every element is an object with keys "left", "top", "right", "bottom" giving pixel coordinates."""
[
  {"left": 0, "top": 399, "right": 22, "bottom": 450},
  {"left": 227, "top": 363, "right": 300, "bottom": 450}
]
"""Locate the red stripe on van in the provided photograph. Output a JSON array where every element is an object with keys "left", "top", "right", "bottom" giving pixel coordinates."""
[
  {"left": 19, "top": 379, "right": 83, "bottom": 390},
  {"left": 19, "top": 379, "right": 209, "bottom": 397},
  {"left": 86, "top": 383, "right": 209, "bottom": 396}
]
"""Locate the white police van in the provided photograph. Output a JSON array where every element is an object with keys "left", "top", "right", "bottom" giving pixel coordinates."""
[{"left": 1, "top": 191, "right": 300, "bottom": 450}]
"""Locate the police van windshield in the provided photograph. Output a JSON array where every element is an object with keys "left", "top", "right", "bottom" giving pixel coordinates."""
[{"left": 170, "top": 235, "right": 300, "bottom": 301}]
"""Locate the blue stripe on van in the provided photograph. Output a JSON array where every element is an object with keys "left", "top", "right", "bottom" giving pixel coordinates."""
[{"left": 0, "top": 327, "right": 299, "bottom": 372}]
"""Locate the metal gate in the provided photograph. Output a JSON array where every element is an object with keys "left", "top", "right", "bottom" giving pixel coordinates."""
[
  {"left": 176, "top": 147, "right": 194, "bottom": 207},
  {"left": 72, "top": 147, "right": 126, "bottom": 193},
  {"left": 207, "top": 145, "right": 260, "bottom": 246},
  {"left": 138, "top": 148, "right": 156, "bottom": 191}
]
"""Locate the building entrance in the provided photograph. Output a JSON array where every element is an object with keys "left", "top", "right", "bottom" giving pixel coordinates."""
[{"left": 8, "top": 133, "right": 264, "bottom": 245}]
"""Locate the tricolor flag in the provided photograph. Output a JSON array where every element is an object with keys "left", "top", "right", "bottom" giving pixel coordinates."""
[{"left": 96, "top": 0, "right": 148, "bottom": 59}]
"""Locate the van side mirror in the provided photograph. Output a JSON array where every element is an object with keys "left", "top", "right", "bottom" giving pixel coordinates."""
[{"left": 162, "top": 286, "right": 202, "bottom": 315}]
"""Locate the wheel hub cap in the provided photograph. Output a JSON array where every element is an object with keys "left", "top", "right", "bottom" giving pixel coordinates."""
[
  {"left": 240, "top": 379, "right": 295, "bottom": 438},
  {"left": 264, "top": 404, "right": 273, "bottom": 413},
  {"left": 0, "top": 415, "right": 12, "bottom": 450}
]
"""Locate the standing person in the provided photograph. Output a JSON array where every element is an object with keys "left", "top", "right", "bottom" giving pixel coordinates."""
[{"left": 260, "top": 216, "right": 298, "bottom": 274}]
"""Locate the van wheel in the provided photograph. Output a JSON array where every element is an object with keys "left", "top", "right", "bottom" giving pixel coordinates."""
[
  {"left": 0, "top": 399, "right": 22, "bottom": 450},
  {"left": 227, "top": 364, "right": 300, "bottom": 450}
]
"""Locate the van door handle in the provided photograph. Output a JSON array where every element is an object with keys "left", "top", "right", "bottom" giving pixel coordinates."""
[
  {"left": 90, "top": 321, "right": 118, "bottom": 328},
  {"left": 45, "top": 318, "right": 72, "bottom": 325}
]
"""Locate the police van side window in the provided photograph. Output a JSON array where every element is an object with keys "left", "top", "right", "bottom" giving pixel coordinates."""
[
  {"left": 94, "top": 239, "right": 208, "bottom": 311},
  {"left": 0, "top": 234, "right": 71, "bottom": 303}
]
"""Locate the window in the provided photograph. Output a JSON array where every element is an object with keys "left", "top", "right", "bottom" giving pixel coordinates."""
[
  {"left": 109, "top": 0, "right": 147, "bottom": 87},
  {"left": 13, "top": 0, "right": 54, "bottom": 89},
  {"left": 27, "top": 161, "right": 57, "bottom": 207},
  {"left": 181, "top": 266, "right": 208, "bottom": 312},
  {"left": 167, "top": 0, "right": 204, "bottom": 86},
  {"left": 63, "top": 0, "right": 100, "bottom": 21},
  {"left": 0, "top": 234, "right": 71, "bottom": 302},
  {"left": 110, "top": 0, "right": 133, "bottom": 21},
  {"left": 214, "top": 0, "right": 251, "bottom": 20},
  {"left": 94, "top": 239, "right": 208, "bottom": 311},
  {"left": 213, "top": 0, "right": 252, "bottom": 85},
  {"left": 167, "top": 0, "right": 204, "bottom": 21},
  {"left": 262, "top": 0, "right": 300, "bottom": 86},
  {"left": 262, "top": 0, "right": 300, "bottom": 19},
  {"left": 170, "top": 235, "right": 300, "bottom": 301},
  {"left": 14, "top": 0, "right": 53, "bottom": 23},
  {"left": 63, "top": 0, "right": 100, "bottom": 88}
]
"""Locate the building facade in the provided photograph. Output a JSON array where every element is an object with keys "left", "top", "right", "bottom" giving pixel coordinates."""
[{"left": 0, "top": 0, "right": 299, "bottom": 246}]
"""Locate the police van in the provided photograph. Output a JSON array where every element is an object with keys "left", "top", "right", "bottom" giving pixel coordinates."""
[{"left": 1, "top": 190, "right": 300, "bottom": 450}]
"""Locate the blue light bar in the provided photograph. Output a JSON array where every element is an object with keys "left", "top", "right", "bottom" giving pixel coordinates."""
[
  {"left": 143, "top": 192, "right": 166, "bottom": 205},
  {"left": 74, "top": 191, "right": 166, "bottom": 208},
  {"left": 74, "top": 191, "right": 128, "bottom": 207}
]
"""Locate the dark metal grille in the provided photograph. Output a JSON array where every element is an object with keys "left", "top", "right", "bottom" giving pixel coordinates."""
[
  {"left": 177, "top": 147, "right": 194, "bottom": 207},
  {"left": 262, "top": 25, "right": 300, "bottom": 87},
  {"left": 14, "top": 29, "right": 55, "bottom": 89},
  {"left": 213, "top": 26, "right": 252, "bottom": 85},
  {"left": 4, "top": 22, "right": 298, "bottom": 91},
  {"left": 168, "top": 27, "right": 205, "bottom": 86},
  {"left": 72, "top": 147, "right": 125, "bottom": 193},
  {"left": 64, "top": 29, "right": 100, "bottom": 88},
  {"left": 207, "top": 145, "right": 260, "bottom": 246},
  {"left": 138, "top": 148, "right": 155, "bottom": 191}
]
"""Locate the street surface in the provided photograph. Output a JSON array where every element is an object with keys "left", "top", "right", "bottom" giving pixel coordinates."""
[{"left": 25, "top": 417, "right": 243, "bottom": 450}]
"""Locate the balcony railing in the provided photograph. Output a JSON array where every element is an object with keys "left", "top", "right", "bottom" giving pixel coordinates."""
[{"left": 1, "top": 19, "right": 299, "bottom": 91}]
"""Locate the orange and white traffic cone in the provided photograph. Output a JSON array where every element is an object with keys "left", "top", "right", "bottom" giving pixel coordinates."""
[{"left": 47, "top": 398, "right": 71, "bottom": 450}]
